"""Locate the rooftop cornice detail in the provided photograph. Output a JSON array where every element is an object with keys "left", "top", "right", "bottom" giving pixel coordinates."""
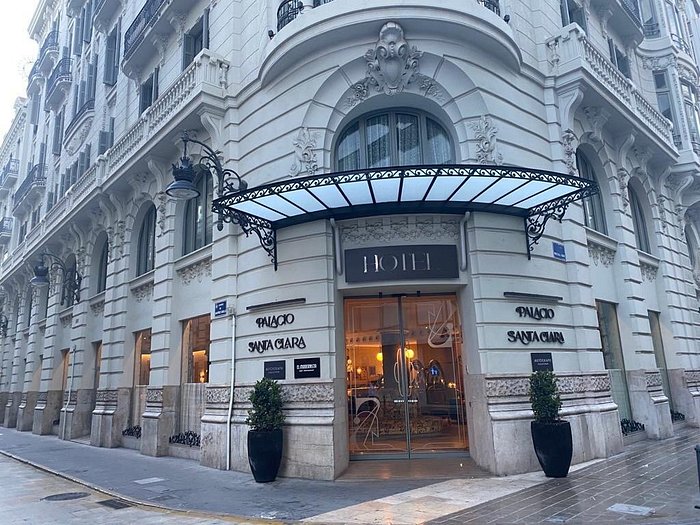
[{"left": 0, "top": 105, "right": 27, "bottom": 166}]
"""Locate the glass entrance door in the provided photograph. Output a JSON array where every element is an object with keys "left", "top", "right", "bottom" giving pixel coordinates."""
[{"left": 345, "top": 294, "right": 468, "bottom": 458}]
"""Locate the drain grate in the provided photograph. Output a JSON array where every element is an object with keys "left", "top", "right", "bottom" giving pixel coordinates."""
[
  {"left": 42, "top": 492, "right": 90, "bottom": 502},
  {"left": 96, "top": 498, "right": 131, "bottom": 510}
]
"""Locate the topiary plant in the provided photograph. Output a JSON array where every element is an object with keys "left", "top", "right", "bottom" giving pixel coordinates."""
[
  {"left": 529, "top": 370, "right": 562, "bottom": 423},
  {"left": 246, "top": 377, "right": 286, "bottom": 431}
]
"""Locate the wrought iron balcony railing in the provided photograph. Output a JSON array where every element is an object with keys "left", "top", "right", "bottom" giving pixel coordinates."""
[
  {"left": 671, "top": 34, "right": 692, "bottom": 56},
  {"left": 620, "top": 0, "right": 641, "bottom": 27},
  {"left": 27, "top": 61, "right": 41, "bottom": 91},
  {"left": 643, "top": 22, "right": 660, "bottom": 38},
  {"left": 64, "top": 98, "right": 95, "bottom": 139},
  {"left": 0, "top": 217, "right": 13, "bottom": 239},
  {"left": 123, "top": 0, "right": 167, "bottom": 59},
  {"left": 45, "top": 58, "right": 72, "bottom": 100},
  {"left": 2, "top": 158, "right": 19, "bottom": 181},
  {"left": 39, "top": 30, "right": 59, "bottom": 61},
  {"left": 13, "top": 164, "right": 46, "bottom": 207},
  {"left": 279, "top": 0, "right": 500, "bottom": 31}
]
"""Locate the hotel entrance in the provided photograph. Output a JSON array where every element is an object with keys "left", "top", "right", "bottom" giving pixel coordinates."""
[{"left": 344, "top": 294, "right": 468, "bottom": 458}]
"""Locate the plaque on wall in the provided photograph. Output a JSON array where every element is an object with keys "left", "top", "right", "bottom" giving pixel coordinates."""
[
  {"left": 530, "top": 352, "right": 553, "bottom": 372},
  {"left": 264, "top": 360, "right": 286, "bottom": 380},
  {"left": 344, "top": 245, "right": 459, "bottom": 283},
  {"left": 294, "top": 358, "right": 321, "bottom": 379}
]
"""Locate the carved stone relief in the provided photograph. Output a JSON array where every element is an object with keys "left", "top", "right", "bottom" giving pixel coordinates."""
[
  {"left": 91, "top": 300, "right": 105, "bottom": 317},
  {"left": 617, "top": 168, "right": 630, "bottom": 210},
  {"left": 640, "top": 54, "right": 676, "bottom": 71},
  {"left": 562, "top": 129, "right": 577, "bottom": 176},
  {"left": 146, "top": 388, "right": 163, "bottom": 403},
  {"left": 156, "top": 192, "right": 167, "bottom": 236},
  {"left": 546, "top": 38, "right": 560, "bottom": 73},
  {"left": 132, "top": 282, "right": 154, "bottom": 302},
  {"left": 645, "top": 371, "right": 662, "bottom": 388},
  {"left": 657, "top": 194, "right": 667, "bottom": 231},
  {"left": 345, "top": 22, "right": 439, "bottom": 108},
  {"left": 177, "top": 258, "right": 212, "bottom": 285},
  {"left": 485, "top": 373, "right": 611, "bottom": 397},
  {"left": 289, "top": 128, "right": 318, "bottom": 177},
  {"left": 206, "top": 386, "right": 230, "bottom": 404},
  {"left": 588, "top": 243, "right": 616, "bottom": 266},
  {"left": 469, "top": 115, "right": 503, "bottom": 165},
  {"left": 233, "top": 383, "right": 334, "bottom": 404},
  {"left": 340, "top": 217, "right": 459, "bottom": 245},
  {"left": 96, "top": 389, "right": 119, "bottom": 403},
  {"left": 640, "top": 262, "right": 658, "bottom": 282},
  {"left": 583, "top": 106, "right": 609, "bottom": 143}
]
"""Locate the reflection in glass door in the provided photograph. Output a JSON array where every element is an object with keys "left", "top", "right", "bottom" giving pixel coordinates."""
[{"left": 345, "top": 295, "right": 468, "bottom": 458}]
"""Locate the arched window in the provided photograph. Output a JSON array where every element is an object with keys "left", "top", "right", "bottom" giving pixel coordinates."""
[
  {"left": 96, "top": 241, "right": 108, "bottom": 293},
  {"left": 576, "top": 150, "right": 607, "bottom": 234},
  {"left": 137, "top": 205, "right": 156, "bottom": 276},
  {"left": 629, "top": 187, "right": 651, "bottom": 253},
  {"left": 182, "top": 173, "right": 213, "bottom": 255},
  {"left": 335, "top": 110, "right": 453, "bottom": 170}
]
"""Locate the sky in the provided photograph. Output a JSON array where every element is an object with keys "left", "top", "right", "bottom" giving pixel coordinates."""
[{"left": 0, "top": 1, "right": 40, "bottom": 144}]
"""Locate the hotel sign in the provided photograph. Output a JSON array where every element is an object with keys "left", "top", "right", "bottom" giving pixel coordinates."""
[{"left": 344, "top": 245, "right": 459, "bottom": 283}]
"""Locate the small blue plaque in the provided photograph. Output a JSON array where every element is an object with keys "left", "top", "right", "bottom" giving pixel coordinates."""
[
  {"left": 552, "top": 242, "right": 566, "bottom": 261},
  {"left": 214, "top": 300, "right": 227, "bottom": 317}
]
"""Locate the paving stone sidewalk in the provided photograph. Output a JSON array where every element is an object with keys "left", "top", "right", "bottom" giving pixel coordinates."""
[{"left": 428, "top": 426, "right": 700, "bottom": 525}]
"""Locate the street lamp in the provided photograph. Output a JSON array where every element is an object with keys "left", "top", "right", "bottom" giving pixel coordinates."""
[
  {"left": 30, "top": 252, "right": 82, "bottom": 306},
  {"left": 167, "top": 132, "right": 248, "bottom": 229}
]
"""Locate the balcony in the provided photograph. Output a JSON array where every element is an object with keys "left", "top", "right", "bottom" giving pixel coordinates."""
[
  {"left": 13, "top": 164, "right": 46, "bottom": 211},
  {"left": 278, "top": 0, "right": 501, "bottom": 30},
  {"left": 45, "top": 58, "right": 72, "bottom": 112},
  {"left": 36, "top": 30, "right": 59, "bottom": 74},
  {"left": 590, "top": 0, "right": 643, "bottom": 44},
  {"left": 26, "top": 61, "right": 43, "bottom": 95},
  {"left": 64, "top": 99, "right": 95, "bottom": 155},
  {"left": 546, "top": 25, "right": 674, "bottom": 155},
  {"left": 108, "top": 50, "right": 230, "bottom": 175},
  {"left": 0, "top": 158, "right": 19, "bottom": 192},
  {"left": 94, "top": 0, "right": 122, "bottom": 34},
  {"left": 66, "top": 0, "right": 87, "bottom": 17},
  {"left": 122, "top": 0, "right": 192, "bottom": 78},
  {"left": 0, "top": 218, "right": 13, "bottom": 244}
]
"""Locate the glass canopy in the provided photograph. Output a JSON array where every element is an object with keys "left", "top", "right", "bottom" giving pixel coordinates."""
[{"left": 212, "top": 164, "right": 598, "bottom": 269}]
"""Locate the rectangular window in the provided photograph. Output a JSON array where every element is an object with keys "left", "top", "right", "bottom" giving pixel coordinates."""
[
  {"left": 182, "top": 10, "right": 209, "bottom": 69},
  {"left": 82, "top": 1, "right": 93, "bottom": 44},
  {"left": 103, "top": 22, "right": 120, "bottom": 86},
  {"left": 608, "top": 39, "right": 631, "bottom": 79},
  {"left": 560, "top": 0, "right": 586, "bottom": 31},
  {"left": 52, "top": 110, "right": 64, "bottom": 155},
  {"left": 182, "top": 315, "right": 211, "bottom": 384},
  {"left": 139, "top": 67, "right": 159, "bottom": 113},
  {"left": 135, "top": 329, "right": 152, "bottom": 386}
]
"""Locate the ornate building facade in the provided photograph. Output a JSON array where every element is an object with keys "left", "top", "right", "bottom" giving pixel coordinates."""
[{"left": 1, "top": 0, "right": 700, "bottom": 480}]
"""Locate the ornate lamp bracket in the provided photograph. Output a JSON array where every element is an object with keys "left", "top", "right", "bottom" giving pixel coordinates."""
[
  {"left": 525, "top": 206, "right": 568, "bottom": 260},
  {"left": 214, "top": 204, "right": 277, "bottom": 270}
]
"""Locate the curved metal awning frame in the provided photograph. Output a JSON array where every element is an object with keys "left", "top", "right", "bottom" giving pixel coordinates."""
[{"left": 212, "top": 164, "right": 599, "bottom": 270}]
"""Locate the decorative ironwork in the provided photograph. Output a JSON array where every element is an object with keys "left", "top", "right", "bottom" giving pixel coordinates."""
[
  {"left": 31, "top": 251, "right": 82, "bottom": 306},
  {"left": 123, "top": 0, "right": 167, "bottom": 59},
  {"left": 45, "top": 58, "right": 72, "bottom": 102},
  {"left": 122, "top": 425, "right": 142, "bottom": 439},
  {"left": 619, "top": 0, "right": 641, "bottom": 27},
  {"left": 13, "top": 164, "right": 46, "bottom": 208},
  {"left": 477, "top": 0, "right": 501, "bottom": 16},
  {"left": 213, "top": 163, "right": 598, "bottom": 266},
  {"left": 64, "top": 99, "right": 95, "bottom": 139},
  {"left": 670, "top": 409, "right": 685, "bottom": 422},
  {"left": 620, "top": 418, "right": 645, "bottom": 435},
  {"left": 39, "top": 30, "right": 59, "bottom": 62},
  {"left": 277, "top": 0, "right": 303, "bottom": 31},
  {"left": 169, "top": 430, "right": 200, "bottom": 447}
]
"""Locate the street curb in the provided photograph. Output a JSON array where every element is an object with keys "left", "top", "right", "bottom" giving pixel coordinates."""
[{"left": 0, "top": 448, "right": 290, "bottom": 524}]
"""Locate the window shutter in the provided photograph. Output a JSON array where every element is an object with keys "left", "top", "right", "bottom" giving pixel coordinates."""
[
  {"left": 109, "top": 117, "right": 115, "bottom": 147},
  {"left": 182, "top": 33, "right": 195, "bottom": 70},
  {"left": 82, "top": 3, "right": 93, "bottom": 43},
  {"left": 87, "top": 59, "right": 97, "bottom": 99},
  {"left": 98, "top": 131, "right": 109, "bottom": 155},
  {"left": 114, "top": 19, "right": 121, "bottom": 81},
  {"left": 52, "top": 112, "right": 62, "bottom": 155},
  {"left": 203, "top": 8, "right": 210, "bottom": 49},
  {"left": 74, "top": 18, "right": 83, "bottom": 55},
  {"left": 153, "top": 67, "right": 159, "bottom": 100},
  {"left": 85, "top": 143, "right": 91, "bottom": 167},
  {"left": 104, "top": 31, "right": 115, "bottom": 84},
  {"left": 39, "top": 143, "right": 46, "bottom": 166}
]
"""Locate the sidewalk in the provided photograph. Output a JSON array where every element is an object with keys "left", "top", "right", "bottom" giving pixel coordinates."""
[{"left": 0, "top": 426, "right": 699, "bottom": 524}]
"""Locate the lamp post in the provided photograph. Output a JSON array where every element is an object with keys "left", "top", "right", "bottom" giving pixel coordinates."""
[
  {"left": 166, "top": 132, "right": 248, "bottom": 230},
  {"left": 30, "top": 252, "right": 82, "bottom": 306}
]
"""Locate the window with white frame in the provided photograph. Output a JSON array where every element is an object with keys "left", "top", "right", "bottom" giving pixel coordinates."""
[
  {"left": 629, "top": 187, "right": 651, "bottom": 253},
  {"left": 139, "top": 68, "right": 159, "bottom": 113},
  {"left": 576, "top": 150, "right": 607, "bottom": 235},
  {"left": 560, "top": 0, "right": 587, "bottom": 30},
  {"left": 182, "top": 173, "right": 213, "bottom": 255},
  {"left": 335, "top": 110, "right": 453, "bottom": 171},
  {"left": 182, "top": 10, "right": 209, "bottom": 70},
  {"left": 136, "top": 204, "right": 156, "bottom": 276}
]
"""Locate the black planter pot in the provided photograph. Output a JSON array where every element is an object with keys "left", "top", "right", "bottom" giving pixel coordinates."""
[
  {"left": 531, "top": 420, "right": 573, "bottom": 478},
  {"left": 247, "top": 429, "right": 283, "bottom": 483}
]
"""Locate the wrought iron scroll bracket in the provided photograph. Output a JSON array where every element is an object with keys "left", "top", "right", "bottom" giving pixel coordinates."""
[
  {"left": 525, "top": 205, "right": 567, "bottom": 260},
  {"left": 215, "top": 206, "right": 277, "bottom": 270}
]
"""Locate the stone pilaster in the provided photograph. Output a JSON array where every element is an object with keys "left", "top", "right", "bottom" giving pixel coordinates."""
[
  {"left": 91, "top": 388, "right": 131, "bottom": 447},
  {"left": 141, "top": 385, "right": 180, "bottom": 456}
]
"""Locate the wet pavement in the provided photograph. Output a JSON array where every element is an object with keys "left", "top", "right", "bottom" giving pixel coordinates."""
[{"left": 1, "top": 426, "right": 700, "bottom": 524}]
